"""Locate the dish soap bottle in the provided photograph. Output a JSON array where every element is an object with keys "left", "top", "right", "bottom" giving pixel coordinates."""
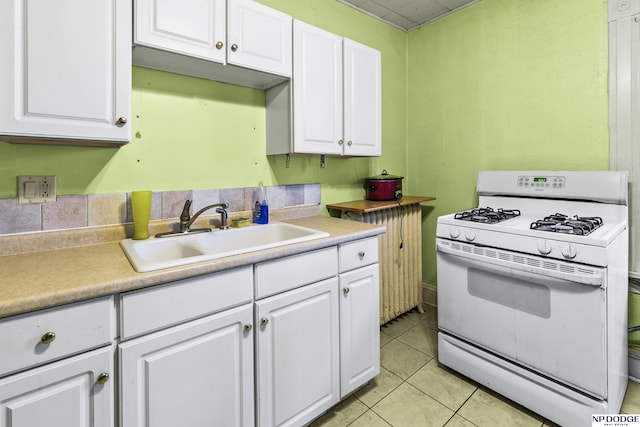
[{"left": 255, "top": 183, "right": 269, "bottom": 224}]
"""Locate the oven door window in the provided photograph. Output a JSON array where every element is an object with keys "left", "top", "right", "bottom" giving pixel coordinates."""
[
  {"left": 468, "top": 267, "right": 551, "bottom": 318},
  {"left": 437, "top": 249, "right": 607, "bottom": 399}
]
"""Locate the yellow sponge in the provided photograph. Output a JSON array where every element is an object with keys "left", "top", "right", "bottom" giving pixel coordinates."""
[{"left": 231, "top": 217, "right": 251, "bottom": 228}]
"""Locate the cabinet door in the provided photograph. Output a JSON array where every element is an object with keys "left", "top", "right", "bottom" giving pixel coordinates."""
[
  {"left": 134, "top": 0, "right": 226, "bottom": 63},
  {"left": 343, "top": 39, "right": 382, "bottom": 156},
  {"left": 119, "top": 304, "right": 254, "bottom": 427},
  {"left": 228, "top": 0, "right": 292, "bottom": 77},
  {"left": 256, "top": 278, "right": 340, "bottom": 427},
  {"left": 0, "top": 346, "right": 114, "bottom": 427},
  {"left": 293, "top": 21, "right": 343, "bottom": 155},
  {"left": 0, "top": 0, "right": 130, "bottom": 145},
  {"left": 339, "top": 264, "right": 381, "bottom": 397}
]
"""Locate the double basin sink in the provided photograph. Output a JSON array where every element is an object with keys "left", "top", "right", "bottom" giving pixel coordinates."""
[{"left": 120, "top": 222, "right": 330, "bottom": 272}]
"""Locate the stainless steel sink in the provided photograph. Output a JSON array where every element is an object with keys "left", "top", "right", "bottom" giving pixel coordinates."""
[{"left": 120, "top": 222, "right": 330, "bottom": 272}]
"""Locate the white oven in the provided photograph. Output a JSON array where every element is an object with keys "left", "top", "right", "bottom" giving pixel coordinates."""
[{"left": 436, "top": 171, "right": 629, "bottom": 427}]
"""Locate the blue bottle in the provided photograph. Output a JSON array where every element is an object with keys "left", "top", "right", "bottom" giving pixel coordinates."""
[{"left": 255, "top": 184, "right": 269, "bottom": 224}]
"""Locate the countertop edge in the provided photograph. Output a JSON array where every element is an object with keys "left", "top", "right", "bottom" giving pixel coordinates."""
[{"left": 0, "top": 216, "right": 385, "bottom": 318}]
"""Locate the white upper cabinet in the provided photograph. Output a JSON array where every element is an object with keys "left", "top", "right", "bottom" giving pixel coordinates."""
[
  {"left": 343, "top": 39, "right": 382, "bottom": 156},
  {"left": 0, "top": 0, "right": 131, "bottom": 146},
  {"left": 228, "top": 0, "right": 292, "bottom": 77},
  {"left": 292, "top": 21, "right": 344, "bottom": 155},
  {"left": 134, "top": 0, "right": 227, "bottom": 63},
  {"left": 133, "top": 0, "right": 292, "bottom": 89},
  {"left": 266, "top": 20, "right": 381, "bottom": 157}
]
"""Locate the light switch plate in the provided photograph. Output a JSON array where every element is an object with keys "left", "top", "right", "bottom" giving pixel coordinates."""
[{"left": 18, "top": 176, "right": 56, "bottom": 204}]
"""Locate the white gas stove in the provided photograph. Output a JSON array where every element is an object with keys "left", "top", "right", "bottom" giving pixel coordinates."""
[
  {"left": 437, "top": 171, "right": 627, "bottom": 264},
  {"left": 436, "top": 171, "right": 629, "bottom": 427}
]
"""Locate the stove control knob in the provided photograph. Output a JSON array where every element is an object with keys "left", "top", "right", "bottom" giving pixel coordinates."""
[
  {"left": 464, "top": 229, "right": 476, "bottom": 241},
  {"left": 537, "top": 240, "right": 552, "bottom": 255},
  {"left": 561, "top": 245, "right": 577, "bottom": 259},
  {"left": 449, "top": 227, "right": 460, "bottom": 239}
]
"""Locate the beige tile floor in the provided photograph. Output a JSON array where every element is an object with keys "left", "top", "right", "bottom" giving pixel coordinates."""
[{"left": 311, "top": 305, "right": 640, "bottom": 427}]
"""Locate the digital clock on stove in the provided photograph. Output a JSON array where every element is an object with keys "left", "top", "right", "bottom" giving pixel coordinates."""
[{"left": 518, "top": 175, "right": 565, "bottom": 188}]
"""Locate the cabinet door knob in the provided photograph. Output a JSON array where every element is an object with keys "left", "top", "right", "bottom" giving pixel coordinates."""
[
  {"left": 244, "top": 324, "right": 253, "bottom": 332},
  {"left": 231, "top": 43, "right": 238, "bottom": 52},
  {"left": 338, "top": 139, "right": 344, "bottom": 145},
  {"left": 260, "top": 318, "right": 269, "bottom": 327},
  {"left": 358, "top": 251, "right": 365, "bottom": 259},
  {"left": 343, "top": 287, "right": 350, "bottom": 295},
  {"left": 215, "top": 41, "right": 223, "bottom": 49},
  {"left": 116, "top": 117, "right": 127, "bottom": 126},
  {"left": 96, "top": 372, "right": 110, "bottom": 384},
  {"left": 347, "top": 140, "right": 353, "bottom": 146},
  {"left": 41, "top": 331, "right": 56, "bottom": 344}
]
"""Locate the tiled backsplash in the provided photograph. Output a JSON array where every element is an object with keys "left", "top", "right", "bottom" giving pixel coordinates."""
[{"left": 0, "top": 184, "right": 321, "bottom": 236}]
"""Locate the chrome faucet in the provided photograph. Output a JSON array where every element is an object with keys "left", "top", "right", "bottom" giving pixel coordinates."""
[
  {"left": 155, "top": 200, "right": 230, "bottom": 238},
  {"left": 180, "top": 200, "right": 229, "bottom": 232}
]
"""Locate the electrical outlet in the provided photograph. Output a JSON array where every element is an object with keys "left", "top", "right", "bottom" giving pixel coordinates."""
[{"left": 18, "top": 176, "right": 56, "bottom": 204}]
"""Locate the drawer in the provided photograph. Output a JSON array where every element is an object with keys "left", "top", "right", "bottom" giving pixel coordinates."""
[
  {"left": 255, "top": 247, "right": 338, "bottom": 299},
  {"left": 120, "top": 266, "right": 253, "bottom": 340},
  {"left": 0, "top": 296, "right": 114, "bottom": 377},
  {"left": 339, "top": 237, "right": 379, "bottom": 273}
]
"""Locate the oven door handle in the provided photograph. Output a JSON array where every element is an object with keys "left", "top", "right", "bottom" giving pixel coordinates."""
[{"left": 436, "top": 240, "right": 605, "bottom": 288}]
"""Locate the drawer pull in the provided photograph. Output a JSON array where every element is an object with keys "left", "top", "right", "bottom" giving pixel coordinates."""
[
  {"left": 97, "top": 372, "right": 110, "bottom": 384},
  {"left": 41, "top": 331, "right": 56, "bottom": 344},
  {"left": 260, "top": 318, "right": 269, "bottom": 327},
  {"left": 244, "top": 324, "right": 253, "bottom": 333},
  {"left": 358, "top": 251, "right": 365, "bottom": 259},
  {"left": 343, "top": 287, "right": 350, "bottom": 295}
]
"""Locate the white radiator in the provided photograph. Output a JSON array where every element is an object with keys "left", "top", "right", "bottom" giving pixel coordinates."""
[{"left": 342, "top": 203, "right": 423, "bottom": 324}]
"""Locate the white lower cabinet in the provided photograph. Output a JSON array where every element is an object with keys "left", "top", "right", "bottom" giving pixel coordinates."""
[
  {"left": 0, "top": 297, "right": 115, "bottom": 427},
  {"left": 0, "top": 238, "right": 379, "bottom": 427},
  {"left": 115, "top": 240, "right": 378, "bottom": 427},
  {"left": 0, "top": 345, "right": 114, "bottom": 427},
  {"left": 339, "top": 264, "right": 380, "bottom": 397},
  {"left": 255, "top": 277, "right": 340, "bottom": 427},
  {"left": 119, "top": 303, "right": 255, "bottom": 427},
  {"left": 338, "top": 237, "right": 381, "bottom": 397}
]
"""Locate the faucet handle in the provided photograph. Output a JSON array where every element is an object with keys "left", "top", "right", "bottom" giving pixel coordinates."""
[{"left": 180, "top": 200, "right": 192, "bottom": 222}]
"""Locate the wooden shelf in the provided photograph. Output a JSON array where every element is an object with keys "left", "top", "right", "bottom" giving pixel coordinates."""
[{"left": 326, "top": 196, "right": 435, "bottom": 214}]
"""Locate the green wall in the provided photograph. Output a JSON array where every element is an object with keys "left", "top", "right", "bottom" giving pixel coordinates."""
[
  {"left": 0, "top": 0, "right": 613, "bottom": 287},
  {"left": 0, "top": 0, "right": 407, "bottom": 211},
  {"left": 407, "top": 0, "right": 610, "bottom": 284}
]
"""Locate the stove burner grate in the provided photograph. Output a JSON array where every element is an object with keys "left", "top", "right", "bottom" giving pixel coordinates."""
[
  {"left": 530, "top": 213, "right": 603, "bottom": 236},
  {"left": 454, "top": 207, "right": 521, "bottom": 224}
]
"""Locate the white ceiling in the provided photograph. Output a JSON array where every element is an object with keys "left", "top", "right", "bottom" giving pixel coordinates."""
[{"left": 337, "top": 0, "right": 480, "bottom": 32}]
